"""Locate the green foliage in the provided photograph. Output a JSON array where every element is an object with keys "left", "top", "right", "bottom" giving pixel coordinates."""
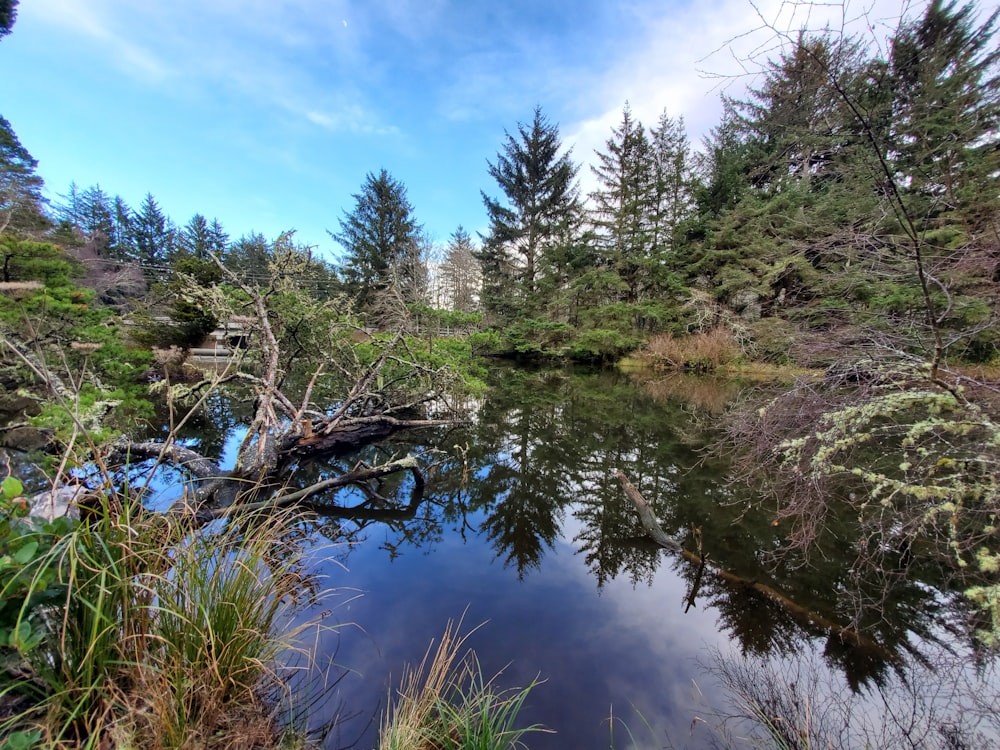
[
  {"left": 331, "top": 169, "right": 424, "bottom": 310},
  {"left": 0, "top": 477, "right": 77, "bottom": 673},
  {"left": 479, "top": 107, "right": 581, "bottom": 323},
  {"left": 565, "top": 328, "right": 640, "bottom": 363},
  {"left": 0, "top": 113, "right": 46, "bottom": 234},
  {"left": 0, "top": 236, "right": 81, "bottom": 286},
  {"left": 0, "top": 485, "right": 321, "bottom": 746},
  {"left": 379, "top": 621, "right": 547, "bottom": 750}
]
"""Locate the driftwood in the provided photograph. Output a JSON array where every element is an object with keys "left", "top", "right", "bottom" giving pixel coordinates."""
[{"left": 616, "top": 470, "right": 897, "bottom": 662}]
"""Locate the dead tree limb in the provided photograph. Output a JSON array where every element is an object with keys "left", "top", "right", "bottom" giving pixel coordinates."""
[
  {"left": 616, "top": 469, "right": 898, "bottom": 662},
  {"left": 186, "top": 455, "right": 422, "bottom": 524}
]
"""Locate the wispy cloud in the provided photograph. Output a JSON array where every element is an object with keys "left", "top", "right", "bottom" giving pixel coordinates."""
[
  {"left": 563, "top": 0, "right": 913, "bottom": 194},
  {"left": 24, "top": 0, "right": 172, "bottom": 81}
]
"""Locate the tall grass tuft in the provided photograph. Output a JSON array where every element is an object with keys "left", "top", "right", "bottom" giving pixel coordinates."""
[
  {"left": 1, "top": 493, "right": 322, "bottom": 749},
  {"left": 379, "top": 619, "right": 549, "bottom": 750}
]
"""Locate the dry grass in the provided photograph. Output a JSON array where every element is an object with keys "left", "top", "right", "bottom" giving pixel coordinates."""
[{"left": 641, "top": 328, "right": 743, "bottom": 372}]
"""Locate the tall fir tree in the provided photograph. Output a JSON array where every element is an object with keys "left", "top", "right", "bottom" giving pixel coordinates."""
[
  {"left": 79, "top": 185, "right": 116, "bottom": 256},
  {"left": 177, "top": 214, "right": 228, "bottom": 259},
  {"left": 441, "top": 226, "right": 481, "bottom": 312},
  {"left": 648, "top": 110, "right": 692, "bottom": 255},
  {"left": 891, "top": 0, "right": 1000, "bottom": 232},
  {"left": 0, "top": 115, "right": 45, "bottom": 234},
  {"left": 330, "top": 169, "right": 423, "bottom": 310},
  {"left": 111, "top": 196, "right": 134, "bottom": 263},
  {"left": 479, "top": 107, "right": 580, "bottom": 321},
  {"left": 0, "top": 0, "right": 17, "bottom": 40},
  {"left": 131, "top": 193, "right": 173, "bottom": 273},
  {"left": 589, "top": 103, "right": 653, "bottom": 305}
]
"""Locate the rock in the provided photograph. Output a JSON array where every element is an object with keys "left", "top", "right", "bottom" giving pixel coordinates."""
[
  {"left": 731, "top": 289, "right": 762, "bottom": 320},
  {"left": 28, "top": 485, "right": 85, "bottom": 521},
  {"left": 0, "top": 393, "right": 40, "bottom": 421},
  {"left": 0, "top": 426, "right": 52, "bottom": 452}
]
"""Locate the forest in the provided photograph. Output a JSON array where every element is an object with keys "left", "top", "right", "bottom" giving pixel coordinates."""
[{"left": 1, "top": 0, "right": 999, "bottom": 747}]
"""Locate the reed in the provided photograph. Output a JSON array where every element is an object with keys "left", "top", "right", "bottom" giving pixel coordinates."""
[
  {"left": 379, "top": 619, "right": 548, "bottom": 750},
  {"left": 1, "top": 495, "right": 320, "bottom": 749},
  {"left": 642, "top": 327, "right": 743, "bottom": 372}
]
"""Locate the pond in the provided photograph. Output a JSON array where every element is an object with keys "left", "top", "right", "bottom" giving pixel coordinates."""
[{"left": 96, "top": 365, "right": 1000, "bottom": 746}]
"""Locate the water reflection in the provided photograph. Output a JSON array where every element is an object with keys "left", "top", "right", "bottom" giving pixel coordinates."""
[{"left": 114, "top": 364, "right": 998, "bottom": 746}]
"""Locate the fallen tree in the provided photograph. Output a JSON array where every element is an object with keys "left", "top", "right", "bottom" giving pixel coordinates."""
[{"left": 101, "top": 241, "right": 464, "bottom": 519}]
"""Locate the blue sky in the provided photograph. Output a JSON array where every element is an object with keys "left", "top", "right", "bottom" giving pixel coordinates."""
[{"left": 0, "top": 0, "right": 906, "bottom": 263}]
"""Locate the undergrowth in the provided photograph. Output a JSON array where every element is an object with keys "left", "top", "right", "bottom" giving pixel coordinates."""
[{"left": 0, "top": 471, "right": 323, "bottom": 750}]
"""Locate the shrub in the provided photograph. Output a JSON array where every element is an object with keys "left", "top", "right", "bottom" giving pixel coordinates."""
[{"left": 642, "top": 327, "right": 742, "bottom": 372}]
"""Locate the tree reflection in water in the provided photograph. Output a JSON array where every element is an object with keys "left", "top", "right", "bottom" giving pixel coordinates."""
[{"left": 129, "top": 364, "right": 998, "bottom": 746}]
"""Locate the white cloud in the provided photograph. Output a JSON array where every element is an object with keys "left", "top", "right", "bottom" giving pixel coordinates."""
[
  {"left": 563, "top": 0, "right": 914, "bottom": 193},
  {"left": 23, "top": 0, "right": 172, "bottom": 81}
]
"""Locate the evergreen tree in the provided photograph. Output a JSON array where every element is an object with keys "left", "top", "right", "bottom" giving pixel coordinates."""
[
  {"left": 79, "top": 185, "right": 116, "bottom": 256},
  {"left": 479, "top": 107, "right": 580, "bottom": 321},
  {"left": 441, "top": 226, "right": 481, "bottom": 312},
  {"left": 330, "top": 169, "right": 423, "bottom": 310},
  {"left": 589, "top": 103, "right": 653, "bottom": 305},
  {"left": 111, "top": 196, "right": 134, "bottom": 262},
  {"left": 131, "top": 193, "right": 173, "bottom": 272},
  {"left": 891, "top": 0, "right": 1000, "bottom": 232},
  {"left": 0, "top": 0, "right": 17, "bottom": 41},
  {"left": 648, "top": 110, "right": 692, "bottom": 255},
  {"left": 177, "top": 214, "right": 227, "bottom": 260},
  {"left": 0, "top": 114, "right": 45, "bottom": 234},
  {"left": 207, "top": 219, "right": 229, "bottom": 257},
  {"left": 225, "top": 232, "right": 271, "bottom": 281},
  {"left": 56, "top": 181, "right": 84, "bottom": 230}
]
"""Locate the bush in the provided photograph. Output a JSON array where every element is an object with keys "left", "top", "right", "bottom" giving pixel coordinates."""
[
  {"left": 642, "top": 327, "right": 743, "bottom": 372},
  {"left": 565, "top": 328, "right": 640, "bottom": 363}
]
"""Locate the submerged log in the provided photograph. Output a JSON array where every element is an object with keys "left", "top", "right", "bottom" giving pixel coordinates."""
[
  {"left": 283, "top": 415, "right": 456, "bottom": 459},
  {"left": 615, "top": 470, "right": 898, "bottom": 662}
]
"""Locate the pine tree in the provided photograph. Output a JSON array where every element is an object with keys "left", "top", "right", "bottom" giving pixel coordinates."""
[
  {"left": 207, "top": 219, "right": 229, "bottom": 258},
  {"left": 225, "top": 232, "right": 271, "bottom": 281},
  {"left": 648, "top": 110, "right": 692, "bottom": 255},
  {"left": 589, "top": 103, "right": 652, "bottom": 305},
  {"left": 441, "top": 226, "right": 481, "bottom": 312},
  {"left": 330, "top": 169, "right": 422, "bottom": 310},
  {"left": 177, "top": 214, "right": 227, "bottom": 259},
  {"left": 0, "top": 0, "right": 18, "bottom": 41},
  {"left": 79, "top": 185, "right": 116, "bottom": 256},
  {"left": 479, "top": 107, "right": 580, "bottom": 320},
  {"left": 0, "top": 115, "right": 44, "bottom": 234},
  {"left": 131, "top": 193, "right": 173, "bottom": 272},
  {"left": 891, "top": 0, "right": 1000, "bottom": 232},
  {"left": 111, "top": 196, "right": 134, "bottom": 263}
]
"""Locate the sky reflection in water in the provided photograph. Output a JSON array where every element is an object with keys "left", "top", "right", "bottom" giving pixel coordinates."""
[{"left": 129, "top": 365, "right": 999, "bottom": 748}]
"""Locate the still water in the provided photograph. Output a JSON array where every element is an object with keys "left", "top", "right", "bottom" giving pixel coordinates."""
[{"left": 141, "top": 365, "right": 999, "bottom": 748}]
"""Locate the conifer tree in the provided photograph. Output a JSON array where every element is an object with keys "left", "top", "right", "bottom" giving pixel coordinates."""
[
  {"left": 891, "top": 0, "right": 1000, "bottom": 232},
  {"left": 589, "top": 103, "right": 652, "bottom": 305},
  {"left": 0, "top": 0, "right": 17, "bottom": 41},
  {"left": 479, "top": 107, "right": 580, "bottom": 321},
  {"left": 0, "top": 115, "right": 44, "bottom": 234},
  {"left": 648, "top": 110, "right": 692, "bottom": 253},
  {"left": 441, "top": 226, "right": 481, "bottom": 312},
  {"left": 79, "top": 185, "right": 116, "bottom": 256},
  {"left": 177, "top": 214, "right": 228, "bottom": 260},
  {"left": 331, "top": 169, "right": 423, "bottom": 310},
  {"left": 131, "top": 193, "right": 174, "bottom": 273}
]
